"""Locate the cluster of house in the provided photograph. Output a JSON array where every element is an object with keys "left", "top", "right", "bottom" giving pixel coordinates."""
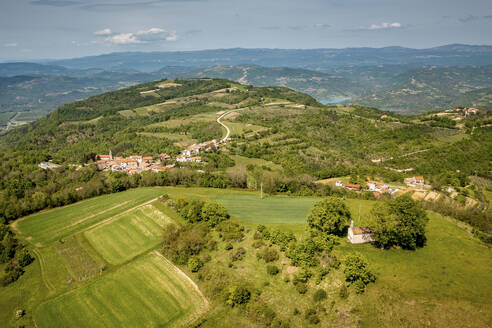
[
  {"left": 404, "top": 176, "right": 425, "bottom": 188},
  {"left": 96, "top": 151, "right": 173, "bottom": 175},
  {"left": 438, "top": 107, "right": 479, "bottom": 121},
  {"left": 96, "top": 139, "right": 220, "bottom": 174},
  {"left": 176, "top": 139, "right": 219, "bottom": 163},
  {"left": 335, "top": 180, "right": 399, "bottom": 197}
]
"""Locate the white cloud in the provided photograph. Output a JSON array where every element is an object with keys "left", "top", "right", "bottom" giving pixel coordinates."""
[
  {"left": 107, "top": 33, "right": 141, "bottom": 44},
  {"left": 102, "top": 27, "right": 178, "bottom": 44},
  {"left": 94, "top": 28, "right": 113, "bottom": 36},
  {"left": 4, "top": 43, "right": 18, "bottom": 47},
  {"left": 313, "top": 23, "right": 330, "bottom": 29},
  {"left": 363, "top": 22, "right": 402, "bottom": 30}
]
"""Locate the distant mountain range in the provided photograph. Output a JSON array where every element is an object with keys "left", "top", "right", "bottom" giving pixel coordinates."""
[
  {"left": 1, "top": 45, "right": 491, "bottom": 128},
  {"left": 45, "top": 45, "right": 492, "bottom": 72}
]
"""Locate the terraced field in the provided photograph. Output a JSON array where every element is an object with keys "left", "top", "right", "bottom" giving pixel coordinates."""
[
  {"left": 85, "top": 204, "right": 173, "bottom": 264},
  {"left": 13, "top": 188, "right": 164, "bottom": 246},
  {"left": 34, "top": 253, "right": 208, "bottom": 328}
]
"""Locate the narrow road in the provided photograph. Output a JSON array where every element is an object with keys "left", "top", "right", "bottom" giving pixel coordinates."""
[{"left": 217, "top": 108, "right": 245, "bottom": 142}]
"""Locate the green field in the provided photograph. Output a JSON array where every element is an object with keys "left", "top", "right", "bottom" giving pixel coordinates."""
[
  {"left": 85, "top": 204, "right": 173, "bottom": 264},
  {"left": 34, "top": 253, "right": 208, "bottom": 328},
  {"left": 3, "top": 187, "right": 491, "bottom": 327},
  {"left": 13, "top": 188, "right": 165, "bottom": 246},
  {"left": 213, "top": 193, "right": 376, "bottom": 225},
  {"left": 339, "top": 211, "right": 492, "bottom": 327}
]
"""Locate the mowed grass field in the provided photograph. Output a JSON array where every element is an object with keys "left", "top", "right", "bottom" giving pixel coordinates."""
[
  {"left": 13, "top": 188, "right": 165, "bottom": 246},
  {"left": 213, "top": 193, "right": 376, "bottom": 225},
  {"left": 34, "top": 253, "right": 208, "bottom": 328},
  {"left": 85, "top": 204, "right": 173, "bottom": 264}
]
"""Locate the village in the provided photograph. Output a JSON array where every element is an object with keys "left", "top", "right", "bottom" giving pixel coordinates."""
[{"left": 95, "top": 139, "right": 220, "bottom": 175}]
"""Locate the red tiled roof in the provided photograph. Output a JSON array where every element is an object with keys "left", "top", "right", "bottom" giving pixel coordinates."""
[{"left": 352, "top": 227, "right": 372, "bottom": 235}]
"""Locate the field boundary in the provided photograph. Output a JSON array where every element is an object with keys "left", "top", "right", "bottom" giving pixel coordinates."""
[
  {"left": 153, "top": 251, "right": 210, "bottom": 326},
  {"left": 75, "top": 197, "right": 161, "bottom": 236},
  {"left": 31, "top": 248, "right": 55, "bottom": 292}
]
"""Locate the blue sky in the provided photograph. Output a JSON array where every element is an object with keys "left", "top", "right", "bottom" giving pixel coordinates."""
[{"left": 1, "top": 0, "right": 491, "bottom": 60}]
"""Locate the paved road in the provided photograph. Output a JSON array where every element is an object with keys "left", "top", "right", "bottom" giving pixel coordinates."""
[{"left": 216, "top": 108, "right": 244, "bottom": 142}]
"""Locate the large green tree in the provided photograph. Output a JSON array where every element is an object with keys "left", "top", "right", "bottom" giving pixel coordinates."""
[
  {"left": 370, "top": 194, "right": 429, "bottom": 249},
  {"left": 201, "top": 201, "right": 229, "bottom": 227},
  {"left": 307, "top": 197, "right": 351, "bottom": 236}
]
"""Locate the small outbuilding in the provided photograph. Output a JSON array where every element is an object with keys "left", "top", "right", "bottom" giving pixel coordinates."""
[{"left": 348, "top": 220, "right": 375, "bottom": 244}]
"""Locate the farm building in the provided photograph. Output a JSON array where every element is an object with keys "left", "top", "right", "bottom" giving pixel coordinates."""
[
  {"left": 404, "top": 176, "right": 425, "bottom": 187},
  {"left": 348, "top": 221, "right": 375, "bottom": 244},
  {"left": 345, "top": 183, "right": 361, "bottom": 191}
]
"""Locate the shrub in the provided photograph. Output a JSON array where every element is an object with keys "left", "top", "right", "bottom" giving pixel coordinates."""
[
  {"left": 1, "top": 264, "right": 24, "bottom": 286},
  {"left": 307, "top": 197, "right": 351, "bottom": 236},
  {"left": 230, "top": 247, "right": 246, "bottom": 262},
  {"left": 305, "top": 308, "right": 320, "bottom": 325},
  {"left": 188, "top": 256, "right": 203, "bottom": 272},
  {"left": 266, "top": 265, "right": 280, "bottom": 275},
  {"left": 354, "top": 279, "right": 366, "bottom": 294},
  {"left": 248, "top": 302, "right": 276, "bottom": 326},
  {"left": 225, "top": 285, "right": 251, "bottom": 307},
  {"left": 339, "top": 284, "right": 348, "bottom": 298},
  {"left": 343, "top": 253, "right": 376, "bottom": 293},
  {"left": 313, "top": 289, "right": 327, "bottom": 302},
  {"left": 201, "top": 202, "right": 229, "bottom": 227},
  {"left": 295, "top": 283, "right": 307, "bottom": 294},
  {"left": 17, "top": 249, "right": 34, "bottom": 268},
  {"left": 180, "top": 200, "right": 205, "bottom": 223},
  {"left": 261, "top": 247, "right": 279, "bottom": 263},
  {"left": 225, "top": 242, "right": 233, "bottom": 250},
  {"left": 295, "top": 268, "right": 312, "bottom": 284}
]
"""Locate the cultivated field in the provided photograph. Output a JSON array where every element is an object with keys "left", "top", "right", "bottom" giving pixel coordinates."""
[
  {"left": 84, "top": 204, "right": 173, "bottom": 264},
  {"left": 213, "top": 192, "right": 376, "bottom": 225},
  {"left": 34, "top": 252, "right": 208, "bottom": 328},
  {"left": 13, "top": 188, "right": 164, "bottom": 246}
]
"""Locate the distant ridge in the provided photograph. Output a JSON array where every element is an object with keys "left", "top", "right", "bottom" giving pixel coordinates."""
[{"left": 44, "top": 45, "right": 492, "bottom": 72}]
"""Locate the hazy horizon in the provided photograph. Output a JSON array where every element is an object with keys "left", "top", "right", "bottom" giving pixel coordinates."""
[{"left": 1, "top": 0, "right": 492, "bottom": 61}]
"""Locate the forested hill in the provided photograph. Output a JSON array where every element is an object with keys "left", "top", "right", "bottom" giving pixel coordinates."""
[{"left": 0, "top": 78, "right": 318, "bottom": 158}]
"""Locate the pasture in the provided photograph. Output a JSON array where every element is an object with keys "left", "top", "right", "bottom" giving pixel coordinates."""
[
  {"left": 13, "top": 188, "right": 165, "bottom": 246},
  {"left": 84, "top": 204, "right": 173, "bottom": 264},
  {"left": 34, "top": 253, "right": 208, "bottom": 328},
  {"left": 213, "top": 192, "right": 376, "bottom": 225},
  {"left": 338, "top": 211, "right": 492, "bottom": 327}
]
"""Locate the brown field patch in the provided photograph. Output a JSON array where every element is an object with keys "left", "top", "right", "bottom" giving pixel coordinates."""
[{"left": 158, "top": 82, "right": 183, "bottom": 88}]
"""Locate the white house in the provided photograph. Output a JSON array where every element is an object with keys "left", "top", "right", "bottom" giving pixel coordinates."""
[
  {"left": 335, "top": 180, "right": 344, "bottom": 187},
  {"left": 348, "top": 220, "right": 375, "bottom": 244}
]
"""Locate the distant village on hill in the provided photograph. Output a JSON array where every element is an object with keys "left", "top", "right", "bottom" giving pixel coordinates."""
[{"left": 94, "top": 139, "right": 220, "bottom": 175}]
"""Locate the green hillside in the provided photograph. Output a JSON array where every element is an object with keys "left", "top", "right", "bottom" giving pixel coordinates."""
[{"left": 0, "top": 78, "right": 490, "bottom": 327}]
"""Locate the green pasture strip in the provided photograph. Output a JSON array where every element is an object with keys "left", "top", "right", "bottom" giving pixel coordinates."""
[
  {"left": 34, "top": 253, "right": 207, "bottom": 328},
  {"left": 55, "top": 236, "right": 103, "bottom": 281},
  {"left": 337, "top": 211, "right": 492, "bottom": 327},
  {"left": 14, "top": 188, "right": 165, "bottom": 246},
  {"left": 84, "top": 205, "right": 172, "bottom": 265},
  {"left": 213, "top": 193, "right": 376, "bottom": 225}
]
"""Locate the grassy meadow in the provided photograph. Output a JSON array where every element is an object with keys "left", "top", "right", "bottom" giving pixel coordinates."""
[
  {"left": 2, "top": 186, "right": 491, "bottom": 327},
  {"left": 84, "top": 204, "right": 173, "bottom": 264},
  {"left": 13, "top": 188, "right": 164, "bottom": 246},
  {"left": 34, "top": 253, "right": 208, "bottom": 328}
]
